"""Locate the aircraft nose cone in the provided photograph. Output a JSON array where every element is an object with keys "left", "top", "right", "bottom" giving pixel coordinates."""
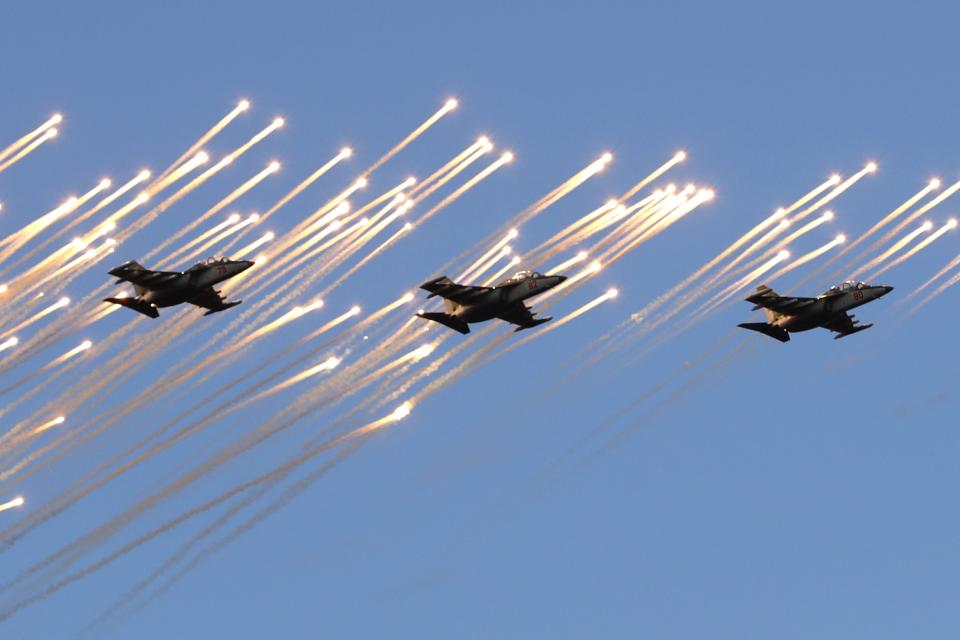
[
  {"left": 238, "top": 260, "right": 255, "bottom": 272},
  {"left": 881, "top": 285, "right": 894, "bottom": 294}
]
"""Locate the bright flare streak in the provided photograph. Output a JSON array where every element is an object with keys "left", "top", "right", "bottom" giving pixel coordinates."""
[
  {"left": 483, "top": 256, "right": 522, "bottom": 286},
  {"left": 538, "top": 261, "right": 602, "bottom": 303},
  {"left": 409, "top": 144, "right": 490, "bottom": 203},
  {"left": 306, "top": 306, "right": 363, "bottom": 340},
  {"left": 238, "top": 300, "right": 326, "bottom": 346},
  {"left": 414, "top": 152, "right": 513, "bottom": 226},
  {"left": 367, "top": 99, "right": 458, "bottom": 174},
  {"left": 208, "top": 212, "right": 260, "bottom": 248},
  {"left": 789, "top": 166, "right": 875, "bottom": 223},
  {"left": 775, "top": 211, "right": 834, "bottom": 250},
  {"left": 153, "top": 100, "right": 249, "bottom": 184},
  {"left": 408, "top": 342, "right": 437, "bottom": 362},
  {"left": 547, "top": 251, "right": 589, "bottom": 275},
  {"left": 226, "top": 118, "right": 284, "bottom": 161},
  {"left": 915, "top": 267, "right": 960, "bottom": 309},
  {"left": 409, "top": 139, "right": 491, "bottom": 198},
  {"left": 0, "top": 114, "right": 61, "bottom": 165},
  {"left": 0, "top": 128, "right": 58, "bottom": 174},
  {"left": 852, "top": 222, "right": 932, "bottom": 278},
  {"left": 40, "top": 238, "right": 115, "bottom": 285},
  {"left": 852, "top": 177, "right": 960, "bottom": 268},
  {"left": 464, "top": 246, "right": 511, "bottom": 283},
  {"left": 97, "top": 191, "right": 150, "bottom": 230},
  {"left": 618, "top": 151, "right": 686, "bottom": 201},
  {"left": 236, "top": 231, "right": 275, "bottom": 258},
  {"left": 868, "top": 219, "right": 957, "bottom": 280},
  {"left": 458, "top": 230, "right": 518, "bottom": 281},
  {"left": 2, "top": 297, "right": 70, "bottom": 337},
  {"left": 0, "top": 337, "right": 18, "bottom": 352},
  {"left": 148, "top": 151, "right": 209, "bottom": 195},
  {"left": 700, "top": 251, "right": 791, "bottom": 317},
  {"left": 391, "top": 401, "right": 413, "bottom": 421},
  {"left": 165, "top": 214, "right": 243, "bottom": 264},
  {"left": 810, "top": 179, "right": 944, "bottom": 285},
  {"left": 530, "top": 152, "right": 613, "bottom": 216},
  {"left": 767, "top": 235, "right": 846, "bottom": 282},
  {"left": 262, "top": 356, "right": 342, "bottom": 396},
  {"left": 536, "top": 200, "right": 620, "bottom": 258},
  {"left": 597, "top": 189, "right": 712, "bottom": 266},
  {"left": 550, "top": 288, "right": 620, "bottom": 330},
  {"left": 0, "top": 496, "right": 25, "bottom": 513},
  {"left": 289, "top": 217, "right": 368, "bottom": 269},
  {"left": 290, "top": 181, "right": 367, "bottom": 239},
  {"left": 646, "top": 205, "right": 789, "bottom": 315},
  {"left": 31, "top": 416, "right": 65, "bottom": 436},
  {"left": 256, "top": 150, "right": 350, "bottom": 225},
  {"left": 0, "top": 197, "right": 81, "bottom": 259},
  {"left": 910, "top": 250, "right": 960, "bottom": 300},
  {"left": 784, "top": 176, "right": 840, "bottom": 213},
  {"left": 49, "top": 339, "right": 92, "bottom": 366},
  {"left": 65, "top": 170, "right": 153, "bottom": 241},
  {"left": 356, "top": 294, "right": 414, "bottom": 330},
  {"left": 323, "top": 218, "right": 415, "bottom": 293}
]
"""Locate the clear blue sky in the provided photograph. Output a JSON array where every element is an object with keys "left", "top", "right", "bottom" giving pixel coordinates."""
[{"left": 1, "top": 1, "right": 959, "bottom": 637}]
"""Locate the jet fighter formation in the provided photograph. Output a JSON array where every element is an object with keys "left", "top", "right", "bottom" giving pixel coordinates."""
[
  {"left": 103, "top": 257, "right": 254, "bottom": 318},
  {"left": 104, "top": 255, "right": 898, "bottom": 345},
  {"left": 738, "top": 280, "right": 894, "bottom": 342}
]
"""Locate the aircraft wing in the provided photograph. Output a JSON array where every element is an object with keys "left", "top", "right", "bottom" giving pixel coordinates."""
[
  {"left": 420, "top": 276, "right": 492, "bottom": 305},
  {"left": 186, "top": 287, "right": 230, "bottom": 311},
  {"left": 821, "top": 311, "right": 873, "bottom": 338},
  {"left": 746, "top": 293, "right": 817, "bottom": 314},
  {"left": 112, "top": 268, "right": 181, "bottom": 288},
  {"left": 496, "top": 301, "right": 551, "bottom": 332}
]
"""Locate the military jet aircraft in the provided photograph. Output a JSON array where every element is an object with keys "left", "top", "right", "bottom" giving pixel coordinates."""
[
  {"left": 103, "top": 257, "right": 254, "bottom": 318},
  {"left": 738, "top": 280, "right": 893, "bottom": 342},
  {"left": 416, "top": 269, "right": 566, "bottom": 334}
]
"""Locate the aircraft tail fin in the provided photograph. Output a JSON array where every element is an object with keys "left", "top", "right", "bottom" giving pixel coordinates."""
[
  {"left": 109, "top": 260, "right": 147, "bottom": 284},
  {"left": 749, "top": 284, "right": 784, "bottom": 322},
  {"left": 737, "top": 322, "right": 790, "bottom": 342},
  {"left": 421, "top": 276, "right": 455, "bottom": 299},
  {"left": 416, "top": 311, "right": 470, "bottom": 334},
  {"left": 103, "top": 297, "right": 160, "bottom": 319}
]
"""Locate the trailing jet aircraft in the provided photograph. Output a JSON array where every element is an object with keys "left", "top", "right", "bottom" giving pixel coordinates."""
[
  {"left": 103, "top": 257, "right": 254, "bottom": 318},
  {"left": 416, "top": 270, "right": 566, "bottom": 334},
  {"left": 738, "top": 280, "right": 893, "bottom": 342}
]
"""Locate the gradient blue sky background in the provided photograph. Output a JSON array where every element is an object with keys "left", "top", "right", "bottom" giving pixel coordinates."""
[{"left": 1, "top": 1, "right": 959, "bottom": 637}]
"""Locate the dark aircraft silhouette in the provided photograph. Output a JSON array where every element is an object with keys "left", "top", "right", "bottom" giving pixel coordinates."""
[
  {"left": 738, "top": 280, "right": 893, "bottom": 342},
  {"left": 104, "top": 257, "right": 254, "bottom": 318},
  {"left": 417, "top": 269, "right": 566, "bottom": 334}
]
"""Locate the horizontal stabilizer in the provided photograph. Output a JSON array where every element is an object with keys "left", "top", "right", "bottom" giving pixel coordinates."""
[
  {"left": 737, "top": 322, "right": 790, "bottom": 342},
  {"left": 103, "top": 297, "right": 160, "bottom": 319},
  {"left": 416, "top": 312, "right": 470, "bottom": 334},
  {"left": 513, "top": 316, "right": 552, "bottom": 332}
]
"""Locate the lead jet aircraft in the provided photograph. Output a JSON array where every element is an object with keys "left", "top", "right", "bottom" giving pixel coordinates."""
[
  {"left": 738, "top": 280, "right": 893, "bottom": 342},
  {"left": 103, "top": 257, "right": 254, "bottom": 318},
  {"left": 416, "top": 269, "right": 566, "bottom": 334}
]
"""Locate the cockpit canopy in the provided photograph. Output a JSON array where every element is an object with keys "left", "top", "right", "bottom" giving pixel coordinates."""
[
  {"left": 824, "top": 280, "right": 867, "bottom": 295},
  {"left": 186, "top": 256, "right": 232, "bottom": 271},
  {"left": 501, "top": 270, "right": 544, "bottom": 284}
]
